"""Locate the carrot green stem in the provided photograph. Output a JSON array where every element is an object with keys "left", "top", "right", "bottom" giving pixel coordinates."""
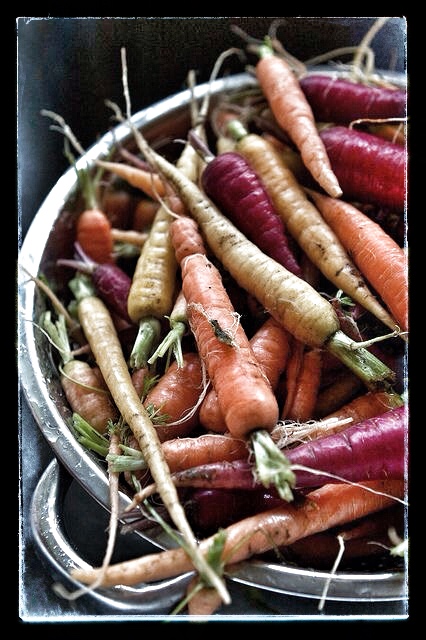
[
  {"left": 40, "top": 311, "right": 73, "bottom": 365},
  {"left": 250, "top": 429, "right": 296, "bottom": 502},
  {"left": 147, "top": 320, "right": 186, "bottom": 368},
  {"left": 226, "top": 119, "right": 249, "bottom": 142},
  {"left": 129, "top": 316, "right": 162, "bottom": 370},
  {"left": 326, "top": 329, "right": 396, "bottom": 391},
  {"left": 106, "top": 454, "right": 147, "bottom": 472},
  {"left": 68, "top": 272, "right": 96, "bottom": 301},
  {"left": 71, "top": 413, "right": 110, "bottom": 457}
]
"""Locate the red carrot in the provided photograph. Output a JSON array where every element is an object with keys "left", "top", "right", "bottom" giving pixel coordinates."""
[
  {"left": 137, "top": 404, "right": 407, "bottom": 496},
  {"left": 299, "top": 74, "right": 406, "bottom": 124},
  {"left": 57, "top": 243, "right": 133, "bottom": 323},
  {"left": 319, "top": 125, "right": 406, "bottom": 212},
  {"left": 192, "top": 137, "right": 302, "bottom": 276},
  {"left": 285, "top": 404, "right": 407, "bottom": 488}
]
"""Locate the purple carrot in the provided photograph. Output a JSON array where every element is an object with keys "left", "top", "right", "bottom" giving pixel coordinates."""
[
  {"left": 319, "top": 126, "right": 406, "bottom": 212},
  {"left": 167, "top": 405, "right": 407, "bottom": 492},
  {"left": 300, "top": 74, "right": 406, "bottom": 124},
  {"left": 189, "top": 131, "right": 302, "bottom": 276},
  {"left": 57, "top": 242, "right": 132, "bottom": 322},
  {"left": 286, "top": 404, "right": 407, "bottom": 488}
]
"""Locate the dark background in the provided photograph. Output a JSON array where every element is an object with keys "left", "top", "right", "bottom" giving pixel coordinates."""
[{"left": 17, "top": 16, "right": 408, "bottom": 626}]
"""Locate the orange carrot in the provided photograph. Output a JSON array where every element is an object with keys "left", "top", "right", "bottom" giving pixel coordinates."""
[
  {"left": 169, "top": 213, "right": 280, "bottom": 438},
  {"left": 144, "top": 352, "right": 204, "bottom": 442},
  {"left": 76, "top": 208, "right": 114, "bottom": 264},
  {"left": 181, "top": 252, "right": 279, "bottom": 439},
  {"left": 253, "top": 40, "right": 342, "bottom": 198},
  {"left": 41, "top": 110, "right": 115, "bottom": 265},
  {"left": 307, "top": 188, "right": 409, "bottom": 333},
  {"left": 283, "top": 347, "right": 322, "bottom": 422},
  {"left": 199, "top": 315, "right": 291, "bottom": 433},
  {"left": 161, "top": 433, "right": 249, "bottom": 473},
  {"left": 322, "top": 389, "right": 404, "bottom": 425},
  {"left": 170, "top": 215, "right": 208, "bottom": 264},
  {"left": 40, "top": 309, "right": 118, "bottom": 433},
  {"left": 71, "top": 478, "right": 404, "bottom": 588}
]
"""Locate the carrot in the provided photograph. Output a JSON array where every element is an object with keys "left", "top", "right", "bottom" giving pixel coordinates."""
[
  {"left": 314, "top": 371, "right": 364, "bottom": 419},
  {"left": 251, "top": 40, "right": 342, "bottom": 198},
  {"left": 322, "top": 389, "right": 404, "bottom": 424},
  {"left": 285, "top": 405, "right": 407, "bottom": 488},
  {"left": 161, "top": 434, "right": 249, "bottom": 473},
  {"left": 189, "top": 133, "right": 302, "bottom": 277},
  {"left": 284, "top": 504, "right": 405, "bottom": 567},
  {"left": 279, "top": 338, "right": 304, "bottom": 420},
  {"left": 170, "top": 215, "right": 208, "bottom": 264},
  {"left": 132, "top": 198, "right": 160, "bottom": 230},
  {"left": 40, "top": 310, "right": 119, "bottom": 433},
  {"left": 227, "top": 122, "right": 400, "bottom": 334},
  {"left": 307, "top": 188, "right": 409, "bottom": 333},
  {"left": 96, "top": 159, "right": 168, "bottom": 201},
  {"left": 127, "top": 205, "right": 178, "bottom": 369},
  {"left": 319, "top": 125, "right": 406, "bottom": 212},
  {"left": 143, "top": 351, "right": 205, "bottom": 441},
  {"left": 199, "top": 314, "right": 291, "bottom": 433},
  {"left": 282, "top": 347, "right": 322, "bottom": 422},
  {"left": 299, "top": 74, "right": 407, "bottom": 125},
  {"left": 180, "top": 252, "right": 279, "bottom": 439},
  {"left": 141, "top": 404, "right": 406, "bottom": 495},
  {"left": 75, "top": 292, "right": 230, "bottom": 603},
  {"left": 127, "top": 125, "right": 396, "bottom": 392},
  {"left": 41, "top": 110, "right": 115, "bottom": 265},
  {"left": 124, "top": 79, "right": 206, "bottom": 370},
  {"left": 71, "top": 478, "right": 404, "bottom": 588},
  {"left": 75, "top": 208, "right": 114, "bottom": 265},
  {"left": 167, "top": 205, "right": 279, "bottom": 439},
  {"left": 100, "top": 185, "right": 136, "bottom": 229},
  {"left": 57, "top": 245, "right": 133, "bottom": 323},
  {"left": 115, "top": 48, "right": 397, "bottom": 398}
]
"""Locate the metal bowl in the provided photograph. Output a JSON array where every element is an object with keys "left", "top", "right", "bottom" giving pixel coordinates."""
[{"left": 18, "top": 70, "right": 408, "bottom": 611}]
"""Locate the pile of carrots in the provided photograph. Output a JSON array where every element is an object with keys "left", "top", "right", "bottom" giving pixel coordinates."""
[{"left": 32, "top": 21, "right": 408, "bottom": 616}]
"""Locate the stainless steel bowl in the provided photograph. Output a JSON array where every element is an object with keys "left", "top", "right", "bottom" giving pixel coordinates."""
[{"left": 18, "top": 70, "right": 408, "bottom": 611}]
